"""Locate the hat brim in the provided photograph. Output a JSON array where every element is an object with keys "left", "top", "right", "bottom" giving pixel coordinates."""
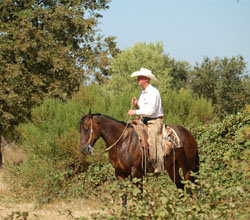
[{"left": 131, "top": 71, "right": 157, "bottom": 81}]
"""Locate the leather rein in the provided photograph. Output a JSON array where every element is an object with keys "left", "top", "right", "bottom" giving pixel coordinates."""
[{"left": 87, "top": 117, "right": 131, "bottom": 155}]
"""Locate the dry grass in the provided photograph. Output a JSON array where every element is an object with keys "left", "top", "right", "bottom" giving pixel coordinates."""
[
  {"left": 0, "top": 168, "right": 106, "bottom": 219},
  {"left": 0, "top": 146, "right": 107, "bottom": 220}
]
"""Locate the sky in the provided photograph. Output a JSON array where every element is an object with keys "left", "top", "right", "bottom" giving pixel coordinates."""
[{"left": 99, "top": 0, "right": 250, "bottom": 71}]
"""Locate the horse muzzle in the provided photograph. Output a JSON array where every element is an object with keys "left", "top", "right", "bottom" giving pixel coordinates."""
[{"left": 80, "top": 144, "right": 94, "bottom": 155}]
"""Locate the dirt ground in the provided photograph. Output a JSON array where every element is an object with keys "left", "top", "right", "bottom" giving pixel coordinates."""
[{"left": 0, "top": 146, "right": 105, "bottom": 220}]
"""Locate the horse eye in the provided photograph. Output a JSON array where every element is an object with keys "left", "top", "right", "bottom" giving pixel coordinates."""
[{"left": 85, "top": 128, "right": 89, "bottom": 132}]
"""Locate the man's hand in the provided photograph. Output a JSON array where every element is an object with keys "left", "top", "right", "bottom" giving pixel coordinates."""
[
  {"left": 128, "top": 110, "right": 136, "bottom": 116},
  {"left": 132, "top": 97, "right": 138, "bottom": 106},
  {"left": 131, "top": 97, "right": 139, "bottom": 109}
]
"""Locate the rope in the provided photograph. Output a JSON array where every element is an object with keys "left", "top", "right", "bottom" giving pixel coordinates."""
[
  {"left": 144, "top": 146, "right": 147, "bottom": 176},
  {"left": 90, "top": 116, "right": 131, "bottom": 156},
  {"left": 173, "top": 137, "right": 176, "bottom": 184},
  {"left": 90, "top": 101, "right": 148, "bottom": 178},
  {"left": 90, "top": 102, "right": 134, "bottom": 156},
  {"left": 138, "top": 140, "right": 148, "bottom": 177},
  {"left": 169, "top": 134, "right": 178, "bottom": 184}
]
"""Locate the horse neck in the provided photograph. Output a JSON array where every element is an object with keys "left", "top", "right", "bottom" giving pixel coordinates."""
[{"left": 94, "top": 115, "right": 126, "bottom": 148}]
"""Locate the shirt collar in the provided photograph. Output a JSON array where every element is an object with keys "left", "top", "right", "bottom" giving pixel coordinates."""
[{"left": 142, "top": 84, "right": 152, "bottom": 93}]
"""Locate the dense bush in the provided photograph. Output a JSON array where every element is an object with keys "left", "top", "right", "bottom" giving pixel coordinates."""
[
  {"left": 6, "top": 98, "right": 86, "bottom": 201},
  {"left": 194, "top": 112, "right": 250, "bottom": 187},
  {"left": 6, "top": 85, "right": 248, "bottom": 220},
  {"left": 163, "top": 88, "right": 214, "bottom": 127},
  {"left": 86, "top": 112, "right": 249, "bottom": 219}
]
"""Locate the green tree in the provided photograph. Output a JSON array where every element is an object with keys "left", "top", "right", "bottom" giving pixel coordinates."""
[
  {"left": 105, "top": 42, "right": 172, "bottom": 95},
  {"left": 189, "top": 57, "right": 219, "bottom": 104},
  {"left": 163, "top": 54, "right": 190, "bottom": 90},
  {"left": 189, "top": 56, "right": 249, "bottom": 116},
  {"left": 215, "top": 57, "right": 249, "bottom": 115},
  {"left": 0, "top": 0, "right": 119, "bottom": 141},
  {"left": 241, "top": 75, "right": 250, "bottom": 109}
]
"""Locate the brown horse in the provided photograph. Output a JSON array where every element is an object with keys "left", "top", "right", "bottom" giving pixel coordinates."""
[{"left": 80, "top": 110, "right": 199, "bottom": 191}]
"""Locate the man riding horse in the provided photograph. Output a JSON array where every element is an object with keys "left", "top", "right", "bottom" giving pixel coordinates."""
[{"left": 127, "top": 68, "right": 165, "bottom": 174}]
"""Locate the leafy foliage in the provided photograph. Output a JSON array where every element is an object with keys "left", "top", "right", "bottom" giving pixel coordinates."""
[
  {"left": 5, "top": 83, "right": 215, "bottom": 201},
  {"left": 5, "top": 98, "right": 85, "bottom": 201},
  {"left": 4, "top": 82, "right": 249, "bottom": 218},
  {"left": 164, "top": 88, "right": 214, "bottom": 127},
  {"left": 163, "top": 55, "right": 191, "bottom": 91},
  {"left": 194, "top": 112, "right": 250, "bottom": 186},
  {"left": 104, "top": 42, "right": 172, "bottom": 95},
  {"left": 0, "top": 0, "right": 119, "bottom": 140},
  {"left": 91, "top": 112, "right": 249, "bottom": 219},
  {"left": 189, "top": 56, "right": 250, "bottom": 117}
]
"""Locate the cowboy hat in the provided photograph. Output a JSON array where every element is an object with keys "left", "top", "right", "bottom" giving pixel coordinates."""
[{"left": 131, "top": 68, "right": 157, "bottom": 81}]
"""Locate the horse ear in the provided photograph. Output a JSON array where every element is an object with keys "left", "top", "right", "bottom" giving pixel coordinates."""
[
  {"left": 81, "top": 112, "right": 85, "bottom": 117},
  {"left": 88, "top": 109, "right": 92, "bottom": 117}
]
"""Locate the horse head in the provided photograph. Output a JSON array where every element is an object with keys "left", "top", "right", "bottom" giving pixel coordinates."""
[{"left": 80, "top": 109, "right": 99, "bottom": 154}]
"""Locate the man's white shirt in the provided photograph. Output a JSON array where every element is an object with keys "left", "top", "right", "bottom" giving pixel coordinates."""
[{"left": 135, "top": 84, "right": 163, "bottom": 118}]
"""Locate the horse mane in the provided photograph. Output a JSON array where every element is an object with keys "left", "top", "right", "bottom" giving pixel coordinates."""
[{"left": 93, "top": 113, "right": 132, "bottom": 128}]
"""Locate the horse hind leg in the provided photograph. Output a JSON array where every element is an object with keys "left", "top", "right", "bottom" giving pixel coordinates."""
[
  {"left": 176, "top": 153, "right": 194, "bottom": 183},
  {"left": 177, "top": 152, "right": 201, "bottom": 195},
  {"left": 166, "top": 162, "right": 184, "bottom": 190},
  {"left": 180, "top": 152, "right": 199, "bottom": 184},
  {"left": 192, "top": 152, "right": 200, "bottom": 181}
]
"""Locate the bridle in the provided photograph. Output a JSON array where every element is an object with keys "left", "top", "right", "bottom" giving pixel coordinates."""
[
  {"left": 87, "top": 118, "right": 94, "bottom": 153},
  {"left": 85, "top": 116, "right": 131, "bottom": 155}
]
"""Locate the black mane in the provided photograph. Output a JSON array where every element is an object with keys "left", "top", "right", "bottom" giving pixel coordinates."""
[
  {"left": 94, "top": 113, "right": 132, "bottom": 127},
  {"left": 80, "top": 113, "right": 132, "bottom": 128}
]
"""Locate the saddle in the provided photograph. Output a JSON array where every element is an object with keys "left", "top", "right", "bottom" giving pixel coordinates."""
[
  {"left": 130, "top": 119, "right": 183, "bottom": 157},
  {"left": 163, "top": 125, "right": 183, "bottom": 155},
  {"left": 130, "top": 118, "right": 150, "bottom": 159}
]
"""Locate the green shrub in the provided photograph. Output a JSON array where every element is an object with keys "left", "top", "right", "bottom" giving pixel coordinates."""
[
  {"left": 6, "top": 98, "right": 86, "bottom": 201},
  {"left": 90, "top": 113, "right": 249, "bottom": 219},
  {"left": 163, "top": 88, "right": 214, "bottom": 128},
  {"left": 5, "top": 84, "right": 224, "bottom": 204}
]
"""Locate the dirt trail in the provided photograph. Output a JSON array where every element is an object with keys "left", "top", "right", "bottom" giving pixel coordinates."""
[{"left": 0, "top": 169, "right": 104, "bottom": 220}]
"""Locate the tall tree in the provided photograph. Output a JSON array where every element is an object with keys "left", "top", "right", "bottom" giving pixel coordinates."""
[
  {"left": 0, "top": 0, "right": 119, "bottom": 141},
  {"left": 189, "top": 56, "right": 249, "bottom": 116},
  {"left": 215, "top": 57, "right": 249, "bottom": 114},
  {"left": 105, "top": 42, "right": 172, "bottom": 95},
  {"left": 189, "top": 57, "right": 219, "bottom": 104},
  {"left": 163, "top": 54, "right": 190, "bottom": 90}
]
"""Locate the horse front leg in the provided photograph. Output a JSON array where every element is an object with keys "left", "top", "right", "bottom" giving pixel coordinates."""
[
  {"left": 116, "top": 172, "right": 128, "bottom": 211},
  {"left": 131, "top": 166, "right": 144, "bottom": 198}
]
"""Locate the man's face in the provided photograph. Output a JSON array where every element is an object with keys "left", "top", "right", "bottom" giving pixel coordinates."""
[{"left": 137, "top": 76, "right": 149, "bottom": 86}]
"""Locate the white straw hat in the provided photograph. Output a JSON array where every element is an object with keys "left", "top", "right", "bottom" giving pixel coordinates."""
[{"left": 131, "top": 68, "right": 157, "bottom": 81}]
